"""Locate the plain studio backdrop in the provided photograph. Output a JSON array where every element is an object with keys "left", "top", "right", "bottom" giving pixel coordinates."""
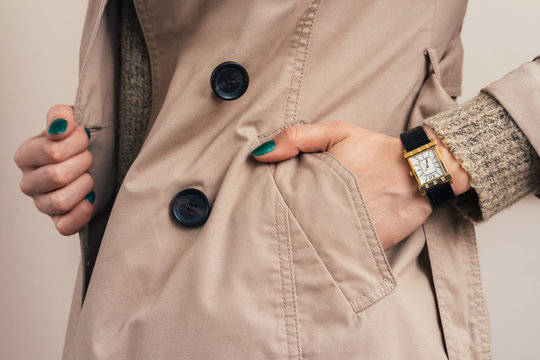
[{"left": 1, "top": 1, "right": 539, "bottom": 359}]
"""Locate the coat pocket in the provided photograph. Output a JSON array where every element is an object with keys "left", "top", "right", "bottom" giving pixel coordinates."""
[{"left": 271, "top": 152, "right": 396, "bottom": 313}]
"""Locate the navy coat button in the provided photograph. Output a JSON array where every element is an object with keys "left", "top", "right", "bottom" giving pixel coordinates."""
[
  {"left": 210, "top": 61, "right": 249, "bottom": 100},
  {"left": 170, "top": 188, "right": 211, "bottom": 227}
]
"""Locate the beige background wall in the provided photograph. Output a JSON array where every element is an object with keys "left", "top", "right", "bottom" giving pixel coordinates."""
[{"left": 1, "top": 1, "right": 539, "bottom": 359}]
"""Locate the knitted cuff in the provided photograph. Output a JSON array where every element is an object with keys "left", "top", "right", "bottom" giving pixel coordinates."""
[{"left": 424, "top": 92, "right": 540, "bottom": 222}]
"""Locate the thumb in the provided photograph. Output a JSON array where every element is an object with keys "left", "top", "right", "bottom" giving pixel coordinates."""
[
  {"left": 46, "top": 104, "right": 77, "bottom": 141},
  {"left": 251, "top": 121, "right": 351, "bottom": 162}
]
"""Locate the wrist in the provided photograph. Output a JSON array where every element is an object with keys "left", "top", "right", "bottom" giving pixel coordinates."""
[{"left": 422, "top": 125, "right": 471, "bottom": 196}]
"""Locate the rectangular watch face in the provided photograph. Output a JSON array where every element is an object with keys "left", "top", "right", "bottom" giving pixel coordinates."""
[{"left": 409, "top": 148, "right": 446, "bottom": 186}]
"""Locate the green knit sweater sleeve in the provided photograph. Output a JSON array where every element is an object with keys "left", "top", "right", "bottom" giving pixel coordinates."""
[{"left": 424, "top": 92, "right": 540, "bottom": 222}]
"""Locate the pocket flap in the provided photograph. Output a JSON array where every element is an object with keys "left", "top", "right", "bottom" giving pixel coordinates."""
[{"left": 272, "top": 152, "right": 396, "bottom": 312}]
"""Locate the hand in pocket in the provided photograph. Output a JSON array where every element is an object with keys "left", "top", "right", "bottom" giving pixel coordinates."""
[{"left": 252, "top": 121, "right": 470, "bottom": 250}]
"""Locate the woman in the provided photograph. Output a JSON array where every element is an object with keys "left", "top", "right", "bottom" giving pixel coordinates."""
[{"left": 14, "top": 0, "right": 540, "bottom": 358}]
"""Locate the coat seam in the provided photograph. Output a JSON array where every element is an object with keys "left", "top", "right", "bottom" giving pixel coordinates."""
[
  {"left": 312, "top": 153, "right": 396, "bottom": 311},
  {"left": 258, "top": 120, "right": 310, "bottom": 142},
  {"left": 284, "top": 202, "right": 303, "bottom": 360},
  {"left": 270, "top": 155, "right": 393, "bottom": 312},
  {"left": 280, "top": 190, "right": 355, "bottom": 308},
  {"left": 465, "top": 223, "right": 492, "bottom": 359},
  {"left": 270, "top": 152, "right": 396, "bottom": 313},
  {"left": 283, "top": 0, "right": 320, "bottom": 125},
  {"left": 274, "top": 191, "right": 293, "bottom": 360},
  {"left": 425, "top": 220, "right": 459, "bottom": 359},
  {"left": 274, "top": 187, "right": 303, "bottom": 360},
  {"left": 292, "top": 0, "right": 319, "bottom": 125},
  {"left": 426, "top": 48, "right": 442, "bottom": 83},
  {"left": 314, "top": 153, "right": 396, "bottom": 283}
]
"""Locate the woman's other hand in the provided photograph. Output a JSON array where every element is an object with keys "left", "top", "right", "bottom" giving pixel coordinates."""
[
  {"left": 14, "top": 105, "right": 94, "bottom": 236},
  {"left": 251, "top": 121, "right": 470, "bottom": 250}
]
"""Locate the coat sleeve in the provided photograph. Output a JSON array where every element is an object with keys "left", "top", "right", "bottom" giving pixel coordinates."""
[
  {"left": 482, "top": 56, "right": 540, "bottom": 156},
  {"left": 483, "top": 56, "right": 540, "bottom": 202}
]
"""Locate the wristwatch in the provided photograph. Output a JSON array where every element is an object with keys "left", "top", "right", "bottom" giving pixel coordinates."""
[{"left": 400, "top": 126, "right": 455, "bottom": 210}]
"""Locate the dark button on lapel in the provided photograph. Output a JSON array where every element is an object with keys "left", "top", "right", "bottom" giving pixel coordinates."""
[
  {"left": 171, "top": 188, "right": 211, "bottom": 227},
  {"left": 211, "top": 61, "right": 249, "bottom": 100}
]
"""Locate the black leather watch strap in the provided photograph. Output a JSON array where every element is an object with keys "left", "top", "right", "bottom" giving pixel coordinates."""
[
  {"left": 425, "top": 182, "right": 456, "bottom": 210},
  {"left": 400, "top": 126, "right": 430, "bottom": 151}
]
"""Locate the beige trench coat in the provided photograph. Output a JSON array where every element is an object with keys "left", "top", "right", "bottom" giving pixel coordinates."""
[{"left": 62, "top": 0, "right": 540, "bottom": 359}]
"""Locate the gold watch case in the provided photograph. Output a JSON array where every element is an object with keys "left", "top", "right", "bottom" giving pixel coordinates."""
[{"left": 403, "top": 139, "right": 453, "bottom": 194}]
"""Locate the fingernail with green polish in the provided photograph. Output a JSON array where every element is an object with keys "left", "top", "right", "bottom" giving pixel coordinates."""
[
  {"left": 84, "top": 127, "right": 91, "bottom": 139},
  {"left": 85, "top": 191, "right": 95, "bottom": 204},
  {"left": 48, "top": 118, "right": 68, "bottom": 134},
  {"left": 251, "top": 140, "right": 276, "bottom": 156}
]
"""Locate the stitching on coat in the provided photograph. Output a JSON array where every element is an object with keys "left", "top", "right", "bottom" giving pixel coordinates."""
[
  {"left": 258, "top": 120, "right": 310, "bottom": 141},
  {"left": 312, "top": 153, "right": 396, "bottom": 310},
  {"left": 424, "top": 222, "right": 458, "bottom": 360},
  {"left": 274, "top": 191, "right": 293, "bottom": 359},
  {"left": 292, "top": 0, "right": 320, "bottom": 124},
  {"left": 315, "top": 153, "right": 395, "bottom": 281},
  {"left": 271, "top": 152, "right": 396, "bottom": 313},
  {"left": 315, "top": 153, "right": 394, "bottom": 291},
  {"left": 349, "top": 279, "right": 395, "bottom": 305},
  {"left": 274, "top": 187, "right": 303, "bottom": 359},
  {"left": 425, "top": 48, "right": 442, "bottom": 83},
  {"left": 279, "top": 189, "right": 357, "bottom": 308},
  {"left": 283, "top": 204, "right": 303, "bottom": 360},
  {"left": 283, "top": 0, "right": 320, "bottom": 125},
  {"left": 282, "top": 14, "right": 303, "bottom": 124},
  {"left": 465, "top": 223, "right": 492, "bottom": 359},
  {"left": 430, "top": 227, "right": 459, "bottom": 359}
]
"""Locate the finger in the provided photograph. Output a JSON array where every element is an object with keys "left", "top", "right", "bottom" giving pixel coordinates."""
[
  {"left": 34, "top": 173, "right": 95, "bottom": 215},
  {"left": 14, "top": 126, "right": 89, "bottom": 169},
  {"left": 20, "top": 150, "right": 93, "bottom": 196},
  {"left": 251, "top": 121, "right": 352, "bottom": 162},
  {"left": 46, "top": 104, "right": 77, "bottom": 141},
  {"left": 51, "top": 197, "right": 94, "bottom": 236}
]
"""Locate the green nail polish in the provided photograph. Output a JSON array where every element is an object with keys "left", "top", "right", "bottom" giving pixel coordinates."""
[
  {"left": 84, "top": 191, "right": 95, "bottom": 204},
  {"left": 48, "top": 118, "right": 67, "bottom": 134},
  {"left": 84, "top": 127, "right": 91, "bottom": 139},
  {"left": 251, "top": 140, "right": 276, "bottom": 156}
]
